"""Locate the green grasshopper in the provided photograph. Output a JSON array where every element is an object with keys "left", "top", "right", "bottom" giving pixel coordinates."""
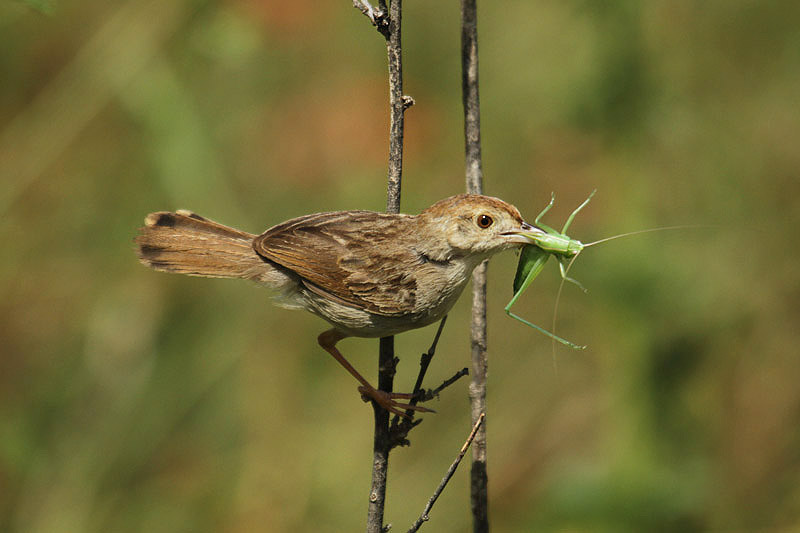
[
  {"left": 506, "top": 191, "right": 696, "bottom": 349},
  {"left": 505, "top": 190, "right": 596, "bottom": 350}
]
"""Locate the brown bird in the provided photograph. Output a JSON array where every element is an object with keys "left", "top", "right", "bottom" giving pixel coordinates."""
[{"left": 135, "top": 194, "right": 540, "bottom": 416}]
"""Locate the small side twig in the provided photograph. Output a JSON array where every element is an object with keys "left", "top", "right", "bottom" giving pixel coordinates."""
[
  {"left": 407, "top": 413, "right": 486, "bottom": 533},
  {"left": 389, "top": 317, "right": 468, "bottom": 449},
  {"left": 411, "top": 316, "right": 447, "bottom": 390},
  {"left": 353, "top": 0, "right": 390, "bottom": 37},
  {"left": 393, "top": 366, "right": 471, "bottom": 448},
  {"left": 421, "top": 367, "right": 469, "bottom": 401},
  {"left": 401, "top": 316, "right": 447, "bottom": 410}
]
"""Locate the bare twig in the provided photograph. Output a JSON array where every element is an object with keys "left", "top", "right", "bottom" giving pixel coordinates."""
[
  {"left": 424, "top": 367, "right": 469, "bottom": 400},
  {"left": 410, "top": 316, "right": 448, "bottom": 394},
  {"left": 460, "top": 0, "right": 489, "bottom": 530},
  {"left": 407, "top": 413, "right": 486, "bottom": 533},
  {"left": 360, "top": 1, "right": 409, "bottom": 531},
  {"left": 353, "top": 0, "right": 378, "bottom": 23},
  {"left": 461, "top": 2, "right": 483, "bottom": 191},
  {"left": 367, "top": 338, "right": 397, "bottom": 533},
  {"left": 389, "top": 318, "right": 469, "bottom": 448},
  {"left": 353, "top": 0, "right": 389, "bottom": 37},
  {"left": 384, "top": 0, "right": 408, "bottom": 213}
]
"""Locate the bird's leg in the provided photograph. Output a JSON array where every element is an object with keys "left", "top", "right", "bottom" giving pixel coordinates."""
[{"left": 317, "top": 329, "right": 434, "bottom": 418}]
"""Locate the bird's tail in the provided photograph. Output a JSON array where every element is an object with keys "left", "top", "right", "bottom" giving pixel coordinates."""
[{"left": 135, "top": 210, "right": 265, "bottom": 280}]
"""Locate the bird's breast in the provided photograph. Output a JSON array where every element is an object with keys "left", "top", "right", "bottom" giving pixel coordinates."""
[{"left": 410, "top": 256, "right": 476, "bottom": 321}]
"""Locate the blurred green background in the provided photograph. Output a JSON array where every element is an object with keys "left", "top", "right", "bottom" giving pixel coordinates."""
[{"left": 2, "top": 1, "right": 799, "bottom": 531}]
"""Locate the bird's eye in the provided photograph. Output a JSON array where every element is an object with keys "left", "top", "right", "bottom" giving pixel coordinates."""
[{"left": 476, "top": 214, "right": 494, "bottom": 229}]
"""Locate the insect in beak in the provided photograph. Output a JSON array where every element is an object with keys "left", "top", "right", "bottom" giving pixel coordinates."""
[{"left": 501, "top": 223, "right": 547, "bottom": 245}]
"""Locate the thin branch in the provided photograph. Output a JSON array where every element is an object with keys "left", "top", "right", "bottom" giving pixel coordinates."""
[
  {"left": 390, "top": 366, "right": 470, "bottom": 449},
  {"left": 461, "top": 3, "right": 483, "bottom": 191},
  {"left": 468, "top": 267, "right": 489, "bottom": 531},
  {"left": 423, "top": 367, "right": 469, "bottom": 400},
  {"left": 392, "top": 317, "right": 447, "bottom": 421},
  {"left": 361, "top": 1, "right": 408, "bottom": 531},
  {"left": 460, "top": 0, "right": 489, "bottom": 530},
  {"left": 389, "top": 318, "right": 470, "bottom": 448},
  {"left": 407, "top": 413, "right": 486, "bottom": 533},
  {"left": 411, "top": 316, "right": 448, "bottom": 393},
  {"left": 384, "top": 0, "right": 408, "bottom": 213},
  {"left": 367, "top": 338, "right": 397, "bottom": 533}
]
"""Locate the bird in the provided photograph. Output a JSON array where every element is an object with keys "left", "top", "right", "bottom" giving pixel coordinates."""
[{"left": 135, "top": 194, "right": 540, "bottom": 416}]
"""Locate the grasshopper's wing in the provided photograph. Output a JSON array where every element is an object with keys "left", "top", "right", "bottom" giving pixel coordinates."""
[{"left": 513, "top": 245, "right": 549, "bottom": 295}]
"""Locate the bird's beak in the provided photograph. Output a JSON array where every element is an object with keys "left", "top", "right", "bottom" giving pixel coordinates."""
[{"left": 501, "top": 222, "right": 545, "bottom": 245}]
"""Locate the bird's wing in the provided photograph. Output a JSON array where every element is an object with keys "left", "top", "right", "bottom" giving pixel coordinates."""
[{"left": 252, "top": 211, "right": 420, "bottom": 316}]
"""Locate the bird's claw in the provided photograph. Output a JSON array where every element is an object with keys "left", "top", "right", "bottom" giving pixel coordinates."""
[{"left": 358, "top": 386, "right": 435, "bottom": 418}]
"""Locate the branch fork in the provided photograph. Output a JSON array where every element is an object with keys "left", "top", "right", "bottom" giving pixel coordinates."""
[{"left": 353, "top": 0, "right": 390, "bottom": 37}]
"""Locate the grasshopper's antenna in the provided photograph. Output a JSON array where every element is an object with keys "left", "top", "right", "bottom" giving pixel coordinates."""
[{"left": 584, "top": 225, "right": 706, "bottom": 247}]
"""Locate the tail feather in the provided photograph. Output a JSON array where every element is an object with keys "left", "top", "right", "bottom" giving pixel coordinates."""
[{"left": 135, "top": 210, "right": 264, "bottom": 280}]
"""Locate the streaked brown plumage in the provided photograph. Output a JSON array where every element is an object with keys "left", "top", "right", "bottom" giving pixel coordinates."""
[{"left": 136, "top": 194, "right": 539, "bottom": 416}]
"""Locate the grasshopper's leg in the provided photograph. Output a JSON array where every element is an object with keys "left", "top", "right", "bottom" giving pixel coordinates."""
[
  {"left": 505, "top": 309, "right": 586, "bottom": 350},
  {"left": 561, "top": 189, "right": 596, "bottom": 234},
  {"left": 558, "top": 257, "right": 587, "bottom": 293},
  {"left": 506, "top": 249, "right": 586, "bottom": 350},
  {"left": 535, "top": 192, "right": 556, "bottom": 225}
]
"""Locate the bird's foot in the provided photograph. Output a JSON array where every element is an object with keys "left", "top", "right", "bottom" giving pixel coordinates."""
[{"left": 357, "top": 386, "right": 435, "bottom": 418}]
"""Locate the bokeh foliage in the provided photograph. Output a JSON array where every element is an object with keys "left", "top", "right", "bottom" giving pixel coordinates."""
[{"left": 1, "top": 1, "right": 799, "bottom": 531}]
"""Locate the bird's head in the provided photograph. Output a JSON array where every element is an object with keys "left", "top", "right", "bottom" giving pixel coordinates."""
[{"left": 417, "top": 194, "right": 540, "bottom": 261}]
